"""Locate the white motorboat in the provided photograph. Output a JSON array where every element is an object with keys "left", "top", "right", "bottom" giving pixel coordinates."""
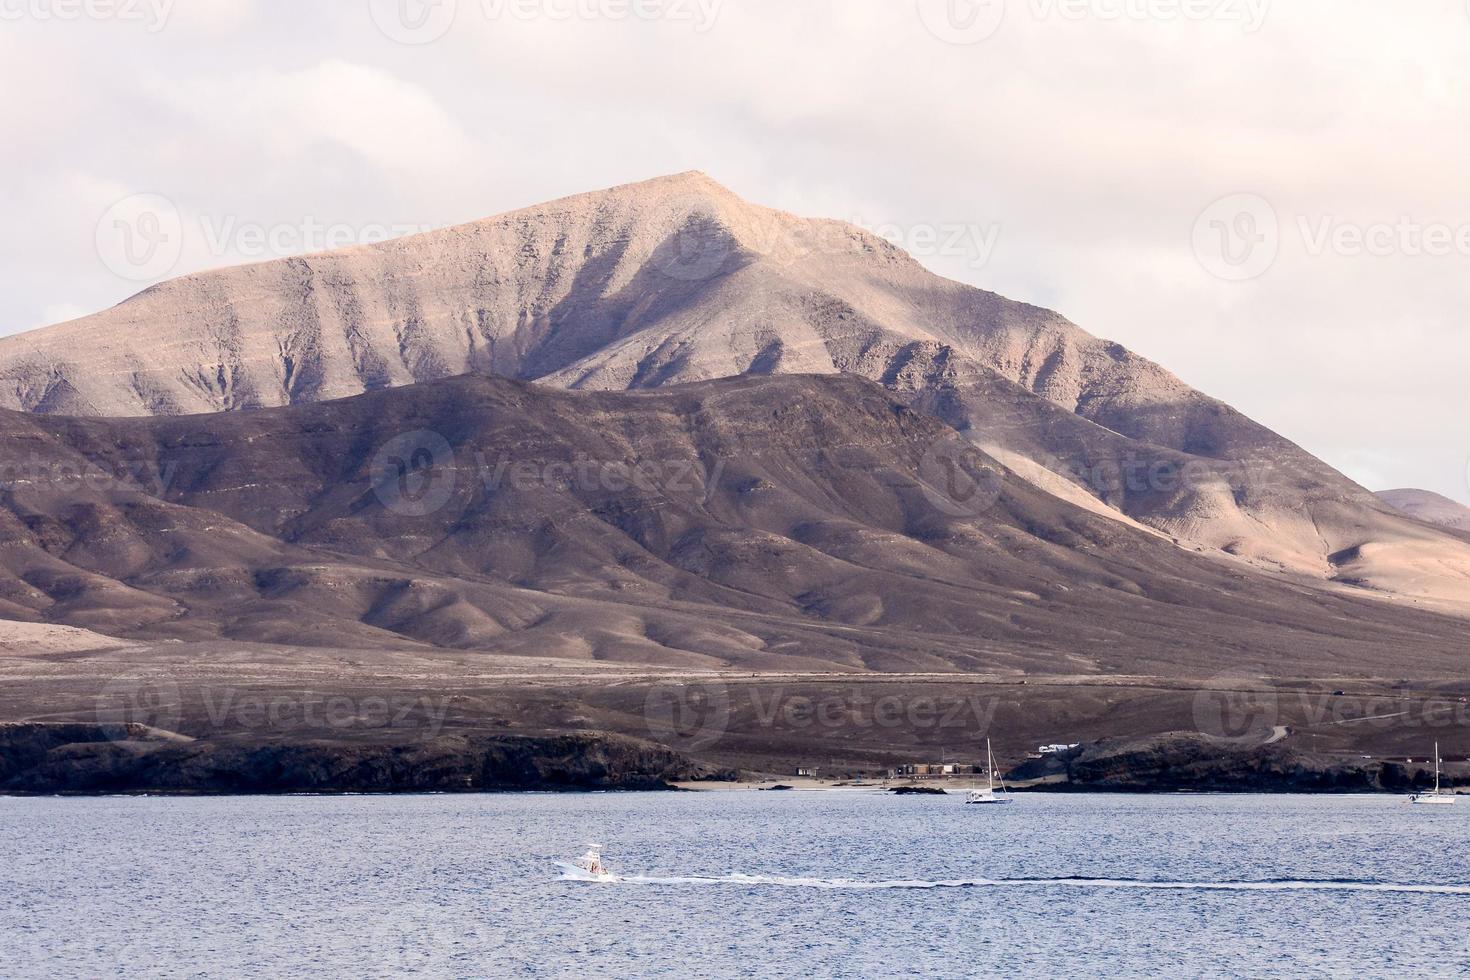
[
  {"left": 556, "top": 843, "right": 619, "bottom": 881},
  {"left": 965, "top": 739, "right": 1013, "bottom": 805},
  {"left": 1409, "top": 744, "right": 1456, "bottom": 806}
]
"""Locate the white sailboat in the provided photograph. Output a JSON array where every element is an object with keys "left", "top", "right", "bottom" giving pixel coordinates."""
[
  {"left": 1408, "top": 744, "right": 1456, "bottom": 806},
  {"left": 965, "top": 738, "right": 1012, "bottom": 805}
]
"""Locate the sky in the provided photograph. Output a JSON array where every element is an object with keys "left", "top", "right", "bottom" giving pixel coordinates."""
[{"left": 2, "top": 0, "right": 1468, "bottom": 503}]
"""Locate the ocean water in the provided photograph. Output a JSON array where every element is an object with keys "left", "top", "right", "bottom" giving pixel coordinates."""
[{"left": 2, "top": 791, "right": 1468, "bottom": 978}]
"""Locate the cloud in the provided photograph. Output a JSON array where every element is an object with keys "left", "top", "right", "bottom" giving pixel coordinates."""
[
  {"left": 152, "top": 59, "right": 476, "bottom": 178},
  {"left": 2, "top": 1, "right": 1468, "bottom": 502}
]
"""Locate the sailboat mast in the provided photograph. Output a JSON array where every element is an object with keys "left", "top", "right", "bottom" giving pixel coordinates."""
[{"left": 1435, "top": 742, "right": 1441, "bottom": 794}]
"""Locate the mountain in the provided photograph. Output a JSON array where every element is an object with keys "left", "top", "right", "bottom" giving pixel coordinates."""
[
  {"left": 3, "top": 172, "right": 1469, "bottom": 607},
  {"left": 1, "top": 372, "right": 1466, "bottom": 676},
  {"left": 1377, "top": 489, "right": 1470, "bottom": 532}
]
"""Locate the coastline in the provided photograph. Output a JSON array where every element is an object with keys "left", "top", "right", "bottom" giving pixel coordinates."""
[
  {"left": 0, "top": 723, "right": 719, "bottom": 796},
  {"left": 2, "top": 723, "right": 1462, "bottom": 798}
]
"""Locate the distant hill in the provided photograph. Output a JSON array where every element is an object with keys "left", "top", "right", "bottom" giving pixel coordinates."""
[
  {"left": 1377, "top": 489, "right": 1470, "bottom": 532},
  {"left": 1, "top": 372, "right": 1466, "bottom": 676}
]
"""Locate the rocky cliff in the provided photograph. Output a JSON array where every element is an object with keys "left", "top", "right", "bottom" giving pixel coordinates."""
[
  {"left": 0, "top": 723, "right": 708, "bottom": 794},
  {"left": 1009, "top": 733, "right": 1463, "bottom": 794}
]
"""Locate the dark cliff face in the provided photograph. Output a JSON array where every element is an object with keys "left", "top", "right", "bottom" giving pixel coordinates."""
[
  {"left": 0, "top": 723, "right": 711, "bottom": 795},
  {"left": 1007, "top": 733, "right": 1462, "bottom": 794}
]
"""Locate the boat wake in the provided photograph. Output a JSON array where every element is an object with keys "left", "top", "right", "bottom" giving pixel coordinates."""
[{"left": 560, "top": 870, "right": 1470, "bottom": 896}]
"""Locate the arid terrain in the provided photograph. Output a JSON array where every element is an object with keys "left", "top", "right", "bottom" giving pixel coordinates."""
[
  {"left": 5, "top": 174, "right": 1470, "bottom": 607},
  {"left": 1, "top": 175, "right": 1467, "bottom": 790},
  {"left": 3, "top": 635, "right": 1467, "bottom": 790}
]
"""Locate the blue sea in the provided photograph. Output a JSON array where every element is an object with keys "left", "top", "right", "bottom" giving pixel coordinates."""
[{"left": 3, "top": 791, "right": 1468, "bottom": 978}]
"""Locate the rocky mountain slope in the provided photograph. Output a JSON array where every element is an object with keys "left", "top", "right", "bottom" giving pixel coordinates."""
[
  {"left": 2, "top": 373, "right": 1468, "bottom": 676},
  {"left": 2, "top": 173, "right": 1468, "bottom": 606}
]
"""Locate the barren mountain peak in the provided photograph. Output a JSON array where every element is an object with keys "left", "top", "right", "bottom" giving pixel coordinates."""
[{"left": 4, "top": 176, "right": 1470, "bottom": 608}]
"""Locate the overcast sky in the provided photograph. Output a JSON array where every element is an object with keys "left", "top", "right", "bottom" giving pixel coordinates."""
[{"left": 2, "top": 0, "right": 1467, "bottom": 502}]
